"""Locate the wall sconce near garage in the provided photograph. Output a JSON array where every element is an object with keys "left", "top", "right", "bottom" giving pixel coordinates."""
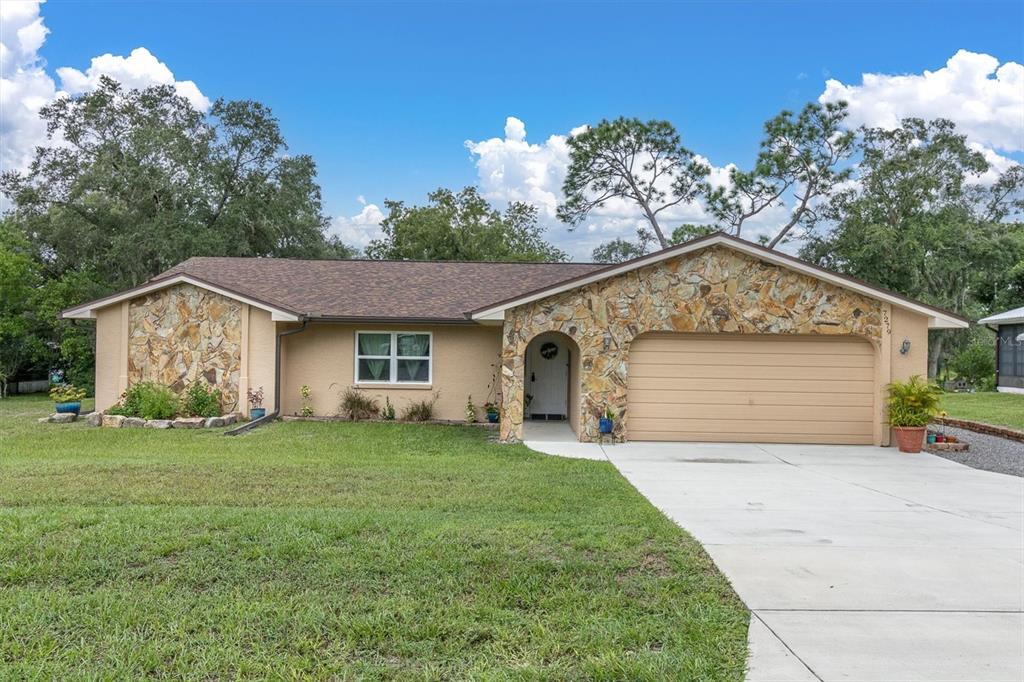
[{"left": 900, "top": 338, "right": 912, "bottom": 355}]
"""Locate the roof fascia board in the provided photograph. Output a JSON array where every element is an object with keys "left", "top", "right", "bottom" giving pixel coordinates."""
[
  {"left": 470, "top": 234, "right": 968, "bottom": 329},
  {"left": 61, "top": 274, "right": 301, "bottom": 322}
]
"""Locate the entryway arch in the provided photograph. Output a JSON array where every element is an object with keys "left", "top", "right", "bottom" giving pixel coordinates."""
[{"left": 523, "top": 331, "right": 582, "bottom": 435}]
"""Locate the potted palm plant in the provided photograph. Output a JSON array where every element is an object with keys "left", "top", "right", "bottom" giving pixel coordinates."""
[{"left": 886, "top": 375, "right": 941, "bottom": 453}]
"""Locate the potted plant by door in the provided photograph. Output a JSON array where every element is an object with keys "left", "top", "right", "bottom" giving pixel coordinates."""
[
  {"left": 247, "top": 386, "right": 266, "bottom": 420},
  {"left": 886, "top": 375, "right": 941, "bottom": 453},
  {"left": 483, "top": 401, "right": 499, "bottom": 423},
  {"left": 599, "top": 407, "right": 615, "bottom": 435},
  {"left": 50, "top": 383, "right": 87, "bottom": 415}
]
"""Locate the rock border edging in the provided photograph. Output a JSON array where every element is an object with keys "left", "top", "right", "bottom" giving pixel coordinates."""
[{"left": 933, "top": 417, "right": 1024, "bottom": 443}]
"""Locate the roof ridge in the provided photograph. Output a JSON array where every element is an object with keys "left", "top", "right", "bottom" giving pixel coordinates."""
[{"left": 179, "top": 255, "right": 604, "bottom": 266}]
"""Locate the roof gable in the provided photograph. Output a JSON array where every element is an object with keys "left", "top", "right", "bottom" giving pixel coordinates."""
[{"left": 470, "top": 233, "right": 968, "bottom": 329}]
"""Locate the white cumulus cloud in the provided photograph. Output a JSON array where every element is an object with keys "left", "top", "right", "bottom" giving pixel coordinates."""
[
  {"left": 329, "top": 202, "right": 385, "bottom": 251},
  {"left": 0, "top": 0, "right": 209, "bottom": 175},
  {"left": 820, "top": 49, "right": 1024, "bottom": 154}
]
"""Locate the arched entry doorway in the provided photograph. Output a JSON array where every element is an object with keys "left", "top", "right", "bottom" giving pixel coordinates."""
[{"left": 523, "top": 331, "right": 581, "bottom": 434}]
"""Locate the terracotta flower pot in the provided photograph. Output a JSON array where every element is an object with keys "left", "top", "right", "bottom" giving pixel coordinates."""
[{"left": 893, "top": 426, "right": 926, "bottom": 453}]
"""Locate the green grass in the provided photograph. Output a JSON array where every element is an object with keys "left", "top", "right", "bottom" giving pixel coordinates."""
[
  {"left": 0, "top": 394, "right": 747, "bottom": 680},
  {"left": 939, "top": 391, "right": 1024, "bottom": 430}
]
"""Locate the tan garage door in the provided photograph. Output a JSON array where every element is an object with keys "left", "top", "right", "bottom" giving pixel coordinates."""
[{"left": 628, "top": 333, "right": 876, "bottom": 444}]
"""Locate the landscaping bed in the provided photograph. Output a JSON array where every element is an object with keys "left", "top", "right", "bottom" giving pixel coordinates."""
[
  {"left": 926, "top": 424, "right": 1024, "bottom": 478},
  {"left": 0, "top": 393, "right": 748, "bottom": 679}
]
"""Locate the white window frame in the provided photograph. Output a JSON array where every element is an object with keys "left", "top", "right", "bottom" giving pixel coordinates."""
[{"left": 354, "top": 331, "right": 433, "bottom": 385}]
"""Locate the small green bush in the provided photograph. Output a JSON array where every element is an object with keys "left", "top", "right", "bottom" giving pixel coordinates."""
[
  {"left": 109, "top": 382, "right": 179, "bottom": 420},
  {"left": 339, "top": 387, "right": 379, "bottom": 420},
  {"left": 181, "top": 382, "right": 222, "bottom": 418},
  {"left": 886, "top": 375, "right": 941, "bottom": 427},
  {"left": 381, "top": 397, "right": 396, "bottom": 421},
  {"left": 49, "top": 383, "right": 87, "bottom": 403},
  {"left": 402, "top": 392, "right": 440, "bottom": 422},
  {"left": 948, "top": 343, "right": 996, "bottom": 389}
]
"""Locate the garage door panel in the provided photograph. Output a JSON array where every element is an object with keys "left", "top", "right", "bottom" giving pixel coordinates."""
[
  {"left": 628, "top": 376, "right": 875, "bottom": 394},
  {"left": 632, "top": 335, "right": 875, "bottom": 356},
  {"left": 629, "top": 417, "right": 875, "bottom": 437},
  {"left": 627, "top": 334, "right": 876, "bottom": 445},
  {"left": 628, "top": 389, "right": 874, "bottom": 407},
  {"left": 626, "top": 431, "right": 876, "bottom": 445},
  {"left": 627, "top": 403, "right": 875, "bottom": 422},
  {"left": 630, "top": 363, "right": 872, "bottom": 381},
  {"left": 630, "top": 351, "right": 875, "bottom": 368}
]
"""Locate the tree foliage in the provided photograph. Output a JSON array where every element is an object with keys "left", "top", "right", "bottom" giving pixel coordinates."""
[
  {"left": 0, "top": 77, "right": 351, "bottom": 388},
  {"left": 558, "top": 118, "right": 708, "bottom": 250},
  {"left": 366, "top": 187, "right": 566, "bottom": 262},
  {"left": 707, "top": 101, "right": 855, "bottom": 248},
  {"left": 801, "top": 118, "right": 1024, "bottom": 374}
]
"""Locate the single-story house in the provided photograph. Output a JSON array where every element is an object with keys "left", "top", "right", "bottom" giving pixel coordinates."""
[
  {"left": 979, "top": 306, "right": 1024, "bottom": 394},
  {"left": 63, "top": 233, "right": 967, "bottom": 445}
]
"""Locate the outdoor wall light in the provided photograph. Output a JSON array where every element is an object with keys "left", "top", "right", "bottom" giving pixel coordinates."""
[{"left": 899, "top": 338, "right": 911, "bottom": 355}]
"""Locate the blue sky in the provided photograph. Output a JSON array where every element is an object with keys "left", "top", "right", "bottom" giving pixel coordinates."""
[{"left": 3, "top": 0, "right": 1023, "bottom": 258}]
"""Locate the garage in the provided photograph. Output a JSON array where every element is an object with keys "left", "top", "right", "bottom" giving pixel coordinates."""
[{"left": 627, "top": 333, "right": 877, "bottom": 444}]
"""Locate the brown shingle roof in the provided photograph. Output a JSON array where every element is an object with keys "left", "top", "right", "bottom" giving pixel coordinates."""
[{"left": 157, "top": 257, "right": 605, "bottom": 321}]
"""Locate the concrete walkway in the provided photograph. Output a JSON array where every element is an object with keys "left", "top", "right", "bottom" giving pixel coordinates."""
[{"left": 526, "top": 437, "right": 1024, "bottom": 681}]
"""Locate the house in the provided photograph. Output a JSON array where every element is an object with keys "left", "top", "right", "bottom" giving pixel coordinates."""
[
  {"left": 62, "top": 233, "right": 967, "bottom": 445},
  {"left": 979, "top": 306, "right": 1024, "bottom": 394}
]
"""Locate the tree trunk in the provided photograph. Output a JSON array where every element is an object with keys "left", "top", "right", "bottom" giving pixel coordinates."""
[{"left": 927, "top": 331, "right": 945, "bottom": 379}]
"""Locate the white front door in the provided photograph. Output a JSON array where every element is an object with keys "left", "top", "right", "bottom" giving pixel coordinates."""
[{"left": 526, "top": 335, "right": 568, "bottom": 417}]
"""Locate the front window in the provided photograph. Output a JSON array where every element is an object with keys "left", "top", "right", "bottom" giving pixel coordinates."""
[{"left": 356, "top": 332, "right": 431, "bottom": 384}]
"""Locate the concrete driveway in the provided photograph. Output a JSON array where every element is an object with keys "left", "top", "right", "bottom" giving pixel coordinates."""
[{"left": 527, "top": 436, "right": 1024, "bottom": 681}]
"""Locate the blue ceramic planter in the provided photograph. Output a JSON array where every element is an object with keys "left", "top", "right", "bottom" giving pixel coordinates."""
[
  {"left": 599, "top": 417, "right": 614, "bottom": 434},
  {"left": 486, "top": 411, "right": 499, "bottom": 424},
  {"left": 250, "top": 407, "right": 267, "bottom": 420},
  {"left": 55, "top": 401, "right": 81, "bottom": 415}
]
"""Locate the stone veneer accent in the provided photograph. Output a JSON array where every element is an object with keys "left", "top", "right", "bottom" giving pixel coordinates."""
[
  {"left": 128, "top": 283, "right": 242, "bottom": 410},
  {"left": 500, "top": 245, "right": 884, "bottom": 442}
]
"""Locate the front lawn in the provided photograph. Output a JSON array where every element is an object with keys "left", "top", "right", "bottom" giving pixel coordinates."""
[
  {"left": 939, "top": 391, "right": 1024, "bottom": 430},
  {"left": 0, "top": 394, "right": 747, "bottom": 679}
]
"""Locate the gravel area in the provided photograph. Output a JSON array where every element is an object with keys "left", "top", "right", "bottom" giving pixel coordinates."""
[{"left": 928, "top": 425, "right": 1024, "bottom": 477}]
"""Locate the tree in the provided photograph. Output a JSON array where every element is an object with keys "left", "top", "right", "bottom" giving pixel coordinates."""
[
  {"left": 801, "top": 118, "right": 1024, "bottom": 375},
  {"left": 0, "top": 77, "right": 351, "bottom": 387},
  {"left": 591, "top": 228, "right": 655, "bottom": 263},
  {"left": 670, "top": 223, "right": 717, "bottom": 244},
  {"left": 947, "top": 343, "right": 996, "bottom": 389},
  {"left": 707, "top": 101, "right": 855, "bottom": 248},
  {"left": 558, "top": 118, "right": 709, "bottom": 250},
  {"left": 0, "top": 76, "right": 350, "bottom": 292},
  {"left": 365, "top": 187, "right": 566, "bottom": 262}
]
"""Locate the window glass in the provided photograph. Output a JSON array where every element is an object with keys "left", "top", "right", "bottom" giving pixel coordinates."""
[
  {"left": 356, "top": 332, "right": 431, "bottom": 383},
  {"left": 397, "top": 333, "right": 430, "bottom": 357}
]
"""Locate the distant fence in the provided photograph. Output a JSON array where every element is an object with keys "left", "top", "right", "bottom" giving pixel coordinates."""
[{"left": 5, "top": 379, "right": 50, "bottom": 395}]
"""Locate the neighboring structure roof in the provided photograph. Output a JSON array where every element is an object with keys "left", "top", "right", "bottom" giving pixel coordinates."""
[
  {"left": 979, "top": 306, "right": 1024, "bottom": 326},
  {"left": 470, "top": 233, "right": 969, "bottom": 329},
  {"left": 62, "top": 257, "right": 605, "bottom": 322}
]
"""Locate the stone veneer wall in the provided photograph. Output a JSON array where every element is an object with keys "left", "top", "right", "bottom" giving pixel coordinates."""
[
  {"left": 128, "top": 283, "right": 243, "bottom": 410},
  {"left": 500, "top": 245, "right": 884, "bottom": 442}
]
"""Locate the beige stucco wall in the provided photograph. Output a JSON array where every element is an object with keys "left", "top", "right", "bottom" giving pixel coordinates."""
[
  {"left": 885, "top": 306, "right": 930, "bottom": 445},
  {"left": 246, "top": 307, "right": 278, "bottom": 413},
  {"left": 279, "top": 322, "right": 502, "bottom": 420},
  {"left": 94, "top": 304, "right": 124, "bottom": 411}
]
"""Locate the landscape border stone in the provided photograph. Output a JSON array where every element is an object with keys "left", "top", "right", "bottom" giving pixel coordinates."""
[{"left": 933, "top": 417, "right": 1024, "bottom": 443}]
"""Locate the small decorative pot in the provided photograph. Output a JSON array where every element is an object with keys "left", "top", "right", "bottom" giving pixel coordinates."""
[
  {"left": 55, "top": 401, "right": 81, "bottom": 415},
  {"left": 893, "top": 426, "right": 926, "bottom": 453},
  {"left": 936, "top": 434, "right": 946, "bottom": 443},
  {"left": 250, "top": 407, "right": 267, "bottom": 420},
  {"left": 486, "top": 411, "right": 499, "bottom": 424},
  {"left": 599, "top": 417, "right": 614, "bottom": 434},
  {"left": 927, "top": 433, "right": 937, "bottom": 444}
]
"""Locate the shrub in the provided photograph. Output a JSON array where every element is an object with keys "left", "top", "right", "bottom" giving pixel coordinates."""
[
  {"left": 886, "top": 375, "right": 941, "bottom": 427},
  {"left": 108, "top": 382, "right": 179, "bottom": 419},
  {"left": 465, "top": 395, "right": 477, "bottom": 423},
  {"left": 181, "top": 382, "right": 222, "bottom": 418},
  {"left": 948, "top": 343, "right": 996, "bottom": 389},
  {"left": 402, "top": 392, "right": 439, "bottom": 422},
  {"left": 381, "top": 397, "right": 396, "bottom": 421},
  {"left": 300, "top": 384, "right": 314, "bottom": 417},
  {"left": 49, "top": 383, "right": 87, "bottom": 403},
  {"left": 339, "top": 387, "right": 379, "bottom": 420}
]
